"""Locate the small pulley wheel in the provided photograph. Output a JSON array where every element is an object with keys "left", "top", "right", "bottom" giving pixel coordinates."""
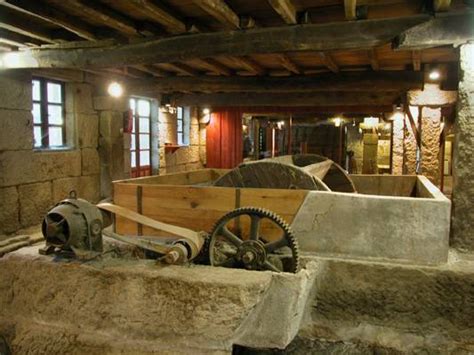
[{"left": 208, "top": 207, "right": 300, "bottom": 273}]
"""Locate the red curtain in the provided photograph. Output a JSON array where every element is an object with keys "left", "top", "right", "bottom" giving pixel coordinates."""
[{"left": 206, "top": 109, "right": 243, "bottom": 169}]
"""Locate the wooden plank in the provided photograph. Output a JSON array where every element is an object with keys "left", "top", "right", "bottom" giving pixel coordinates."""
[
  {"left": 198, "top": 58, "right": 232, "bottom": 76},
  {"left": 412, "top": 50, "right": 421, "bottom": 71},
  {"left": 319, "top": 52, "right": 339, "bottom": 72},
  {"left": 274, "top": 53, "right": 300, "bottom": 74},
  {"left": 267, "top": 0, "right": 297, "bottom": 24},
  {"left": 232, "top": 56, "right": 266, "bottom": 75},
  {"left": 394, "top": 12, "right": 474, "bottom": 50},
  {"left": 0, "top": 15, "right": 430, "bottom": 69},
  {"left": 368, "top": 48, "right": 380, "bottom": 70},
  {"left": 192, "top": 0, "right": 240, "bottom": 29},
  {"left": 0, "top": 11, "right": 58, "bottom": 44},
  {"left": 128, "top": 71, "right": 423, "bottom": 93},
  {"left": 170, "top": 92, "right": 399, "bottom": 107},
  {"left": 127, "top": 0, "right": 186, "bottom": 34},
  {"left": 167, "top": 62, "right": 200, "bottom": 76},
  {"left": 344, "top": 0, "right": 357, "bottom": 20}
]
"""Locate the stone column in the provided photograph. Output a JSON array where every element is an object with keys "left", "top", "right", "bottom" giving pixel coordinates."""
[
  {"left": 452, "top": 43, "right": 474, "bottom": 251},
  {"left": 362, "top": 133, "right": 378, "bottom": 174},
  {"left": 391, "top": 111, "right": 404, "bottom": 175}
]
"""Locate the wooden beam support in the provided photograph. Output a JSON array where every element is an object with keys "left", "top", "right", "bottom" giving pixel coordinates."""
[
  {"left": 170, "top": 92, "right": 399, "bottom": 107},
  {"left": 433, "top": 0, "right": 451, "bottom": 12},
  {"left": 167, "top": 63, "right": 200, "bottom": 76},
  {"left": 0, "top": 11, "right": 58, "bottom": 43},
  {"left": 344, "top": 0, "right": 357, "bottom": 20},
  {"left": 394, "top": 12, "right": 473, "bottom": 50},
  {"left": 193, "top": 0, "right": 240, "bottom": 29},
  {"left": 368, "top": 48, "right": 379, "bottom": 71},
  {"left": 198, "top": 58, "right": 232, "bottom": 76},
  {"left": 0, "top": 15, "right": 430, "bottom": 69},
  {"left": 129, "top": 71, "right": 423, "bottom": 93},
  {"left": 133, "top": 64, "right": 171, "bottom": 77},
  {"left": 275, "top": 54, "right": 300, "bottom": 74},
  {"left": 412, "top": 50, "right": 421, "bottom": 71},
  {"left": 127, "top": 0, "right": 186, "bottom": 34},
  {"left": 0, "top": 29, "right": 43, "bottom": 47},
  {"left": 267, "top": 0, "right": 297, "bottom": 24},
  {"left": 232, "top": 57, "right": 266, "bottom": 75},
  {"left": 319, "top": 52, "right": 339, "bottom": 73},
  {"left": 1, "top": 0, "right": 98, "bottom": 40}
]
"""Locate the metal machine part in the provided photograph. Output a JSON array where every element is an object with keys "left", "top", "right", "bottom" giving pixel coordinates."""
[
  {"left": 208, "top": 207, "right": 300, "bottom": 273},
  {"left": 41, "top": 194, "right": 104, "bottom": 258}
]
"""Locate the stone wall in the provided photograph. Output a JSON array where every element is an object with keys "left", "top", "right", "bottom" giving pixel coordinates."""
[
  {"left": 0, "top": 72, "right": 101, "bottom": 235},
  {"left": 158, "top": 107, "right": 206, "bottom": 174}
]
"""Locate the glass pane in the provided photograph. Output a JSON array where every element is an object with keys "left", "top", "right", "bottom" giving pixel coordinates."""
[
  {"left": 139, "top": 118, "right": 150, "bottom": 133},
  {"left": 32, "top": 103, "right": 41, "bottom": 124},
  {"left": 132, "top": 116, "right": 136, "bottom": 133},
  {"left": 138, "top": 99, "right": 150, "bottom": 117},
  {"left": 48, "top": 105, "right": 63, "bottom": 124},
  {"left": 129, "top": 98, "right": 136, "bottom": 114},
  {"left": 177, "top": 119, "right": 183, "bottom": 132},
  {"left": 177, "top": 132, "right": 183, "bottom": 146},
  {"left": 131, "top": 134, "right": 136, "bottom": 150},
  {"left": 48, "top": 127, "right": 63, "bottom": 146},
  {"left": 131, "top": 152, "right": 136, "bottom": 168},
  {"left": 177, "top": 106, "right": 183, "bottom": 119},
  {"left": 47, "top": 82, "right": 62, "bottom": 103},
  {"left": 34, "top": 126, "right": 42, "bottom": 147},
  {"left": 140, "top": 134, "right": 150, "bottom": 149},
  {"left": 140, "top": 151, "right": 150, "bottom": 166},
  {"left": 32, "top": 80, "right": 40, "bottom": 101}
]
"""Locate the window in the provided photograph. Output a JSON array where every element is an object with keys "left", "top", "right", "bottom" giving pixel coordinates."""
[
  {"left": 177, "top": 106, "right": 184, "bottom": 145},
  {"left": 130, "top": 97, "right": 152, "bottom": 177},
  {"left": 32, "top": 78, "right": 66, "bottom": 148}
]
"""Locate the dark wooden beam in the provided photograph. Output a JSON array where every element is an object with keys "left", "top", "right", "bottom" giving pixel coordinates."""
[
  {"left": 319, "top": 52, "right": 339, "bottom": 73},
  {"left": 127, "top": 0, "right": 186, "bottom": 34},
  {"left": 129, "top": 71, "right": 423, "bottom": 93},
  {"left": 412, "top": 50, "right": 421, "bottom": 71},
  {"left": 193, "top": 0, "right": 240, "bottom": 29},
  {"left": 167, "top": 63, "right": 200, "bottom": 76},
  {"left": 133, "top": 64, "right": 171, "bottom": 77},
  {"left": 170, "top": 92, "right": 399, "bottom": 107},
  {"left": 344, "top": 0, "right": 357, "bottom": 20},
  {"left": 231, "top": 105, "right": 393, "bottom": 115},
  {"left": 0, "top": 10, "right": 58, "bottom": 43},
  {"left": 368, "top": 48, "right": 379, "bottom": 71},
  {"left": 1, "top": 0, "right": 97, "bottom": 40},
  {"left": 394, "top": 12, "right": 474, "bottom": 50},
  {"left": 0, "top": 15, "right": 430, "bottom": 69},
  {"left": 198, "top": 58, "right": 232, "bottom": 76},
  {"left": 267, "top": 0, "right": 297, "bottom": 24},
  {"left": 233, "top": 56, "right": 266, "bottom": 75},
  {"left": 275, "top": 54, "right": 301, "bottom": 74},
  {"left": 0, "top": 29, "right": 43, "bottom": 46}
]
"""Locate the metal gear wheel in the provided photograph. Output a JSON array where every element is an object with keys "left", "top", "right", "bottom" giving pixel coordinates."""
[{"left": 208, "top": 207, "right": 300, "bottom": 273}]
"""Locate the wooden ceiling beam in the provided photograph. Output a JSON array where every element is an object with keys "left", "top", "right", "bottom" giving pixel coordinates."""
[
  {"left": 129, "top": 71, "right": 423, "bottom": 93},
  {"left": 169, "top": 92, "right": 398, "bottom": 107},
  {"left": 133, "top": 64, "right": 172, "bottom": 77},
  {"left": 0, "top": 12, "right": 59, "bottom": 44},
  {"left": 267, "top": 0, "right": 297, "bottom": 24},
  {"left": 198, "top": 58, "right": 232, "bottom": 76},
  {"left": 344, "top": 0, "right": 357, "bottom": 20},
  {"left": 233, "top": 56, "right": 266, "bottom": 75},
  {"left": 0, "top": 29, "right": 43, "bottom": 47},
  {"left": 319, "top": 52, "right": 339, "bottom": 73},
  {"left": 193, "top": 0, "right": 240, "bottom": 29},
  {"left": 1, "top": 0, "right": 97, "bottom": 41},
  {"left": 368, "top": 48, "right": 379, "bottom": 71},
  {"left": 167, "top": 63, "right": 200, "bottom": 76},
  {"left": 394, "top": 12, "right": 473, "bottom": 50},
  {"left": 127, "top": 0, "right": 186, "bottom": 34},
  {"left": 412, "top": 50, "right": 421, "bottom": 71},
  {"left": 0, "top": 15, "right": 430, "bottom": 69},
  {"left": 275, "top": 54, "right": 301, "bottom": 74}
]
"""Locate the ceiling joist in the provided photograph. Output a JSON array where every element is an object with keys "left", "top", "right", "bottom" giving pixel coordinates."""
[
  {"left": 344, "top": 0, "right": 357, "bottom": 20},
  {"left": 319, "top": 52, "right": 339, "bottom": 73},
  {"left": 275, "top": 54, "right": 300, "bottom": 74},
  {"left": 267, "top": 0, "right": 297, "bottom": 24},
  {"left": 127, "top": 0, "right": 186, "bottom": 34},
  {"left": 0, "top": 15, "right": 430, "bottom": 69},
  {"left": 193, "top": 0, "right": 240, "bottom": 29},
  {"left": 368, "top": 48, "right": 379, "bottom": 71}
]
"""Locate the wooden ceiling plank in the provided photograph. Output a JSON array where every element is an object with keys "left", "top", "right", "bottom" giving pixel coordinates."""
[
  {"left": 412, "top": 50, "right": 421, "bottom": 71},
  {"left": 368, "top": 48, "right": 380, "bottom": 70},
  {"left": 394, "top": 12, "right": 473, "bottom": 50},
  {"left": 169, "top": 91, "right": 398, "bottom": 107},
  {"left": 198, "top": 58, "right": 232, "bottom": 76},
  {"left": 344, "top": 0, "right": 357, "bottom": 20},
  {"left": 192, "top": 0, "right": 240, "bottom": 29},
  {"left": 0, "top": 29, "right": 43, "bottom": 46},
  {"left": 133, "top": 64, "right": 172, "bottom": 77},
  {"left": 0, "top": 15, "right": 431, "bottom": 69},
  {"left": 0, "top": 15, "right": 58, "bottom": 44},
  {"left": 167, "top": 62, "right": 200, "bottom": 76},
  {"left": 128, "top": 71, "right": 423, "bottom": 93},
  {"left": 127, "top": 0, "right": 186, "bottom": 34},
  {"left": 233, "top": 56, "right": 266, "bottom": 75},
  {"left": 275, "top": 53, "right": 300, "bottom": 74},
  {"left": 319, "top": 52, "right": 339, "bottom": 72},
  {"left": 2, "top": 0, "right": 97, "bottom": 40},
  {"left": 267, "top": 0, "right": 297, "bottom": 24}
]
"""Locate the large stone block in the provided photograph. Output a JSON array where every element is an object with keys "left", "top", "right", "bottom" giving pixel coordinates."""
[
  {"left": 18, "top": 181, "right": 53, "bottom": 227},
  {"left": 65, "top": 83, "right": 94, "bottom": 114},
  {"left": 189, "top": 125, "right": 200, "bottom": 146},
  {"left": 0, "top": 72, "right": 31, "bottom": 111},
  {"left": 0, "top": 109, "right": 33, "bottom": 150},
  {"left": 391, "top": 113, "right": 404, "bottom": 175},
  {"left": 175, "top": 146, "right": 200, "bottom": 165},
  {"left": 77, "top": 113, "right": 99, "bottom": 148},
  {"left": 93, "top": 96, "right": 128, "bottom": 112},
  {"left": 52, "top": 177, "right": 80, "bottom": 202},
  {"left": 0, "top": 187, "right": 19, "bottom": 234},
  {"left": 81, "top": 148, "right": 100, "bottom": 175},
  {"left": 421, "top": 107, "right": 441, "bottom": 185},
  {"left": 79, "top": 175, "right": 100, "bottom": 203},
  {"left": 408, "top": 84, "right": 457, "bottom": 106},
  {"left": 0, "top": 150, "right": 81, "bottom": 187},
  {"left": 99, "top": 111, "right": 123, "bottom": 138}
]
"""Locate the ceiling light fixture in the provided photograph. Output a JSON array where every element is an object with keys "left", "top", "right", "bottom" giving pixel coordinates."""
[{"left": 107, "top": 82, "right": 123, "bottom": 98}]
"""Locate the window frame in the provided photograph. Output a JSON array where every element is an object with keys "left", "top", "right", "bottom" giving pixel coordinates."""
[
  {"left": 176, "top": 106, "right": 184, "bottom": 146},
  {"left": 32, "top": 77, "right": 66, "bottom": 149},
  {"left": 130, "top": 97, "right": 152, "bottom": 178}
]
